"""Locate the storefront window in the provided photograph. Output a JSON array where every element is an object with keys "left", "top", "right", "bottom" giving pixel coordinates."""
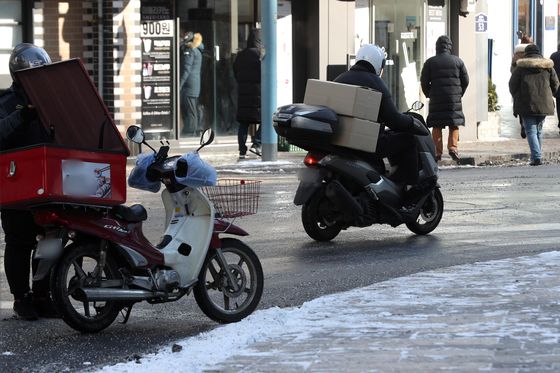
[
  {"left": 176, "top": 0, "right": 258, "bottom": 138},
  {"left": 371, "top": 0, "right": 425, "bottom": 111},
  {"left": 517, "top": 0, "right": 530, "bottom": 39},
  {"left": 0, "top": 0, "right": 23, "bottom": 90}
]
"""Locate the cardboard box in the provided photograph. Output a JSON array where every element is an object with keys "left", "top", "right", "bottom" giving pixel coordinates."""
[
  {"left": 304, "top": 79, "right": 381, "bottom": 121},
  {"left": 0, "top": 145, "right": 127, "bottom": 208},
  {"left": 332, "top": 116, "right": 381, "bottom": 153}
]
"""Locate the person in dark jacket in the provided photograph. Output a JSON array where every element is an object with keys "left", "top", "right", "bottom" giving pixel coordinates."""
[
  {"left": 0, "top": 43, "right": 55, "bottom": 320},
  {"left": 549, "top": 43, "right": 560, "bottom": 135},
  {"left": 334, "top": 44, "right": 430, "bottom": 200},
  {"left": 420, "top": 35, "right": 469, "bottom": 162},
  {"left": 233, "top": 28, "right": 262, "bottom": 159},
  {"left": 179, "top": 31, "right": 203, "bottom": 136},
  {"left": 509, "top": 44, "right": 559, "bottom": 166}
]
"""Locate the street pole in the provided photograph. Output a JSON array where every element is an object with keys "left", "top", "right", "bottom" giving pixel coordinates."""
[{"left": 261, "top": 0, "right": 278, "bottom": 161}]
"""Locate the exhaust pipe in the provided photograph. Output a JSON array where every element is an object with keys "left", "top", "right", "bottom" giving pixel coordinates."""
[
  {"left": 325, "top": 180, "right": 363, "bottom": 219},
  {"left": 77, "top": 288, "right": 165, "bottom": 301}
]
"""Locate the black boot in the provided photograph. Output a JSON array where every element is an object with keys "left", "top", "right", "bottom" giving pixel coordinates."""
[
  {"left": 13, "top": 293, "right": 38, "bottom": 321},
  {"left": 33, "top": 293, "right": 60, "bottom": 318}
]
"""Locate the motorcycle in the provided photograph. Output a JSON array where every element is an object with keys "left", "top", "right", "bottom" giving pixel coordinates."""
[
  {"left": 32, "top": 127, "right": 263, "bottom": 333},
  {"left": 273, "top": 102, "right": 443, "bottom": 241}
]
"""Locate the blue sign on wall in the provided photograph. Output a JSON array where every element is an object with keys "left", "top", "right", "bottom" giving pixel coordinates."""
[{"left": 475, "top": 13, "right": 488, "bottom": 33}]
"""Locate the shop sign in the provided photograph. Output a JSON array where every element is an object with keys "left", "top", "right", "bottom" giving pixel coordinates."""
[
  {"left": 140, "top": 8, "right": 174, "bottom": 137},
  {"left": 475, "top": 13, "right": 488, "bottom": 33}
]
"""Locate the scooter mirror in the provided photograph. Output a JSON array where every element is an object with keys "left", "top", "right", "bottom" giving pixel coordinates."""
[
  {"left": 126, "top": 125, "right": 145, "bottom": 144},
  {"left": 200, "top": 128, "right": 215, "bottom": 146},
  {"left": 411, "top": 101, "right": 424, "bottom": 111}
]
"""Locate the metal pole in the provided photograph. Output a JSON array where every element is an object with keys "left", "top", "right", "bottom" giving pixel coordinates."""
[{"left": 261, "top": 0, "right": 278, "bottom": 161}]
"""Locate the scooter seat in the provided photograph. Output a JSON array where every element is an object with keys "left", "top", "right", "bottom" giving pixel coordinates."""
[{"left": 112, "top": 204, "right": 148, "bottom": 222}]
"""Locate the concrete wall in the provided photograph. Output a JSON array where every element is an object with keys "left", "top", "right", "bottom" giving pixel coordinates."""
[
  {"left": 488, "top": 0, "right": 513, "bottom": 111},
  {"left": 458, "top": 12, "right": 478, "bottom": 141},
  {"left": 318, "top": 0, "right": 355, "bottom": 80}
]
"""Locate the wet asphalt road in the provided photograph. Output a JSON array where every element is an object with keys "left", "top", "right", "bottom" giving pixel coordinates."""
[{"left": 1, "top": 164, "right": 559, "bottom": 372}]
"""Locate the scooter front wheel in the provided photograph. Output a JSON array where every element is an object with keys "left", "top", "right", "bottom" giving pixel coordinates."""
[
  {"left": 406, "top": 187, "right": 444, "bottom": 235},
  {"left": 194, "top": 238, "right": 263, "bottom": 323}
]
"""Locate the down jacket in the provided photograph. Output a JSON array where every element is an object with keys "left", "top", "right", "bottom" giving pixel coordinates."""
[
  {"left": 233, "top": 30, "right": 262, "bottom": 124},
  {"left": 179, "top": 33, "right": 203, "bottom": 98},
  {"left": 420, "top": 36, "right": 469, "bottom": 128},
  {"left": 509, "top": 55, "right": 559, "bottom": 116}
]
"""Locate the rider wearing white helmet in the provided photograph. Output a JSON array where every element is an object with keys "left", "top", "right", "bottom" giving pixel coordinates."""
[{"left": 334, "top": 43, "right": 429, "bottom": 193}]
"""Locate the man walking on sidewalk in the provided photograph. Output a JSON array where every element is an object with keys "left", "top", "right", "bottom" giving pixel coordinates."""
[
  {"left": 509, "top": 44, "right": 559, "bottom": 166},
  {"left": 420, "top": 35, "right": 469, "bottom": 162}
]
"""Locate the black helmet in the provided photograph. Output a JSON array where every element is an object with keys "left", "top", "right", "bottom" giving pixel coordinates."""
[{"left": 9, "top": 43, "right": 51, "bottom": 82}]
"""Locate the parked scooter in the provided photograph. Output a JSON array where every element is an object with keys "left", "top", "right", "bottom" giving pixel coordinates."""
[
  {"left": 273, "top": 102, "right": 443, "bottom": 241},
  {"left": 32, "top": 127, "right": 263, "bottom": 333}
]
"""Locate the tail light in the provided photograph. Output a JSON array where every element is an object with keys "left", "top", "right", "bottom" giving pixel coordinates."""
[
  {"left": 304, "top": 152, "right": 325, "bottom": 166},
  {"left": 34, "top": 211, "right": 68, "bottom": 226}
]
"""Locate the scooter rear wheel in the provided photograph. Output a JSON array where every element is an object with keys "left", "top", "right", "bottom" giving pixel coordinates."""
[
  {"left": 302, "top": 191, "right": 342, "bottom": 241},
  {"left": 51, "top": 243, "right": 121, "bottom": 333},
  {"left": 406, "top": 187, "right": 444, "bottom": 235},
  {"left": 194, "top": 238, "right": 263, "bottom": 323}
]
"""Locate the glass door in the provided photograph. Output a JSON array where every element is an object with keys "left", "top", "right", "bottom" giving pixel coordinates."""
[
  {"left": 0, "top": 0, "right": 23, "bottom": 90},
  {"left": 373, "top": 0, "right": 425, "bottom": 111}
]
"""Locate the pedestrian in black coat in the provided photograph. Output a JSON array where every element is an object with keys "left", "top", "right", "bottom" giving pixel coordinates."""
[
  {"left": 549, "top": 43, "right": 560, "bottom": 134},
  {"left": 233, "top": 29, "right": 262, "bottom": 159},
  {"left": 420, "top": 35, "right": 469, "bottom": 162}
]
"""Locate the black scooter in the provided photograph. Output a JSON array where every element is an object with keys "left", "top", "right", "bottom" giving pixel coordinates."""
[{"left": 273, "top": 102, "right": 443, "bottom": 241}]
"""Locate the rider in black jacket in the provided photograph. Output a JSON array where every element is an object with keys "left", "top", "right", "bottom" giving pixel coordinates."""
[
  {"left": 334, "top": 44, "right": 429, "bottom": 191},
  {"left": 0, "top": 43, "right": 53, "bottom": 320}
]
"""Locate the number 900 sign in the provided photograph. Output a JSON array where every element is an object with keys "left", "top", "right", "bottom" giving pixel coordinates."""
[{"left": 141, "top": 20, "right": 173, "bottom": 37}]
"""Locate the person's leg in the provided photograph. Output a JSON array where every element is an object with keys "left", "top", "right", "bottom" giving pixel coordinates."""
[
  {"left": 237, "top": 122, "right": 249, "bottom": 157},
  {"left": 249, "top": 124, "right": 262, "bottom": 156},
  {"left": 522, "top": 115, "right": 544, "bottom": 163},
  {"left": 376, "top": 132, "right": 418, "bottom": 185},
  {"left": 431, "top": 127, "right": 443, "bottom": 160},
  {"left": 185, "top": 96, "right": 198, "bottom": 135},
  {"left": 254, "top": 124, "right": 261, "bottom": 146},
  {"left": 536, "top": 116, "right": 544, "bottom": 158},
  {"left": 1, "top": 210, "right": 39, "bottom": 320},
  {"left": 180, "top": 93, "right": 189, "bottom": 137},
  {"left": 447, "top": 125, "right": 460, "bottom": 160},
  {"left": 555, "top": 94, "right": 560, "bottom": 133}
]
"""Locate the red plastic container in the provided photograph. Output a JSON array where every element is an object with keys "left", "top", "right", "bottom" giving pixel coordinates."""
[
  {"left": 0, "top": 59, "right": 129, "bottom": 208},
  {"left": 0, "top": 145, "right": 126, "bottom": 207}
]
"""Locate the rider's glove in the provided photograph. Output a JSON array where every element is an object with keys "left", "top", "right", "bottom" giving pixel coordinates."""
[
  {"left": 20, "top": 105, "right": 38, "bottom": 125},
  {"left": 410, "top": 117, "right": 430, "bottom": 136}
]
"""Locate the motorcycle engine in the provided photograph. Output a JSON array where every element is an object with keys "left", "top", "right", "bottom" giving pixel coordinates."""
[{"left": 155, "top": 269, "right": 180, "bottom": 290}]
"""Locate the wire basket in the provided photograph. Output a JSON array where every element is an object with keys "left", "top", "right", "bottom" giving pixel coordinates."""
[{"left": 202, "top": 179, "right": 261, "bottom": 218}]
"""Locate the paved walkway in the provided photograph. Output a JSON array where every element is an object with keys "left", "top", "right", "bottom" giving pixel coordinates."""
[{"left": 98, "top": 251, "right": 560, "bottom": 373}]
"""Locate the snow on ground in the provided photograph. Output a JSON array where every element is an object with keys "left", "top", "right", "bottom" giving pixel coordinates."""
[{"left": 95, "top": 251, "right": 560, "bottom": 373}]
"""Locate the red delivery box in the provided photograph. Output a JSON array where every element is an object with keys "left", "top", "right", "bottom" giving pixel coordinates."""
[{"left": 0, "top": 59, "right": 129, "bottom": 208}]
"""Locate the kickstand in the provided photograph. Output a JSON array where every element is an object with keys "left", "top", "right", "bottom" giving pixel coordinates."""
[{"left": 118, "top": 304, "right": 134, "bottom": 324}]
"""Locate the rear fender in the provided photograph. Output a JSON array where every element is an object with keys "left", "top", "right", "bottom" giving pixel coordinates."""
[
  {"left": 32, "top": 229, "right": 69, "bottom": 281},
  {"left": 294, "top": 167, "right": 323, "bottom": 206}
]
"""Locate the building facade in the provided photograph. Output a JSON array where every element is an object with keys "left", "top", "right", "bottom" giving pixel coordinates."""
[{"left": 0, "top": 0, "right": 557, "bottom": 143}]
